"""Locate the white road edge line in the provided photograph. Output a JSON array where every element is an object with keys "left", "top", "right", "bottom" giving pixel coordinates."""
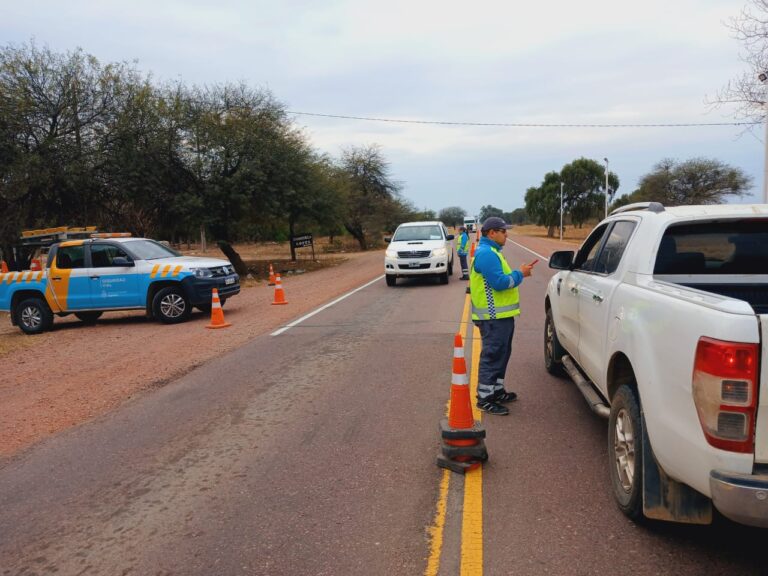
[
  {"left": 270, "top": 274, "right": 386, "bottom": 336},
  {"left": 506, "top": 239, "right": 550, "bottom": 263}
]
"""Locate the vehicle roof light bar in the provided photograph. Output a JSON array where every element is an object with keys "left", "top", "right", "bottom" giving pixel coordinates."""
[{"left": 610, "top": 202, "right": 665, "bottom": 216}]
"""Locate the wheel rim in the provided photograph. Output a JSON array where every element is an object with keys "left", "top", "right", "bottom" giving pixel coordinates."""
[
  {"left": 21, "top": 306, "right": 42, "bottom": 329},
  {"left": 160, "top": 293, "right": 186, "bottom": 318},
  {"left": 613, "top": 407, "right": 636, "bottom": 492},
  {"left": 545, "top": 317, "right": 554, "bottom": 362}
]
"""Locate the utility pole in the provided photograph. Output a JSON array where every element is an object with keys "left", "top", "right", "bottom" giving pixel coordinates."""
[
  {"left": 603, "top": 157, "right": 610, "bottom": 218},
  {"left": 560, "top": 182, "right": 564, "bottom": 242}
]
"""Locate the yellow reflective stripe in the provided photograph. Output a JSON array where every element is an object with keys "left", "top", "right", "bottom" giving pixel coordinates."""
[
  {"left": 150, "top": 264, "right": 160, "bottom": 278},
  {"left": 161, "top": 265, "right": 171, "bottom": 277},
  {"left": 172, "top": 265, "right": 183, "bottom": 277},
  {"left": 36, "top": 271, "right": 44, "bottom": 281},
  {"left": 5, "top": 273, "right": 16, "bottom": 284}
]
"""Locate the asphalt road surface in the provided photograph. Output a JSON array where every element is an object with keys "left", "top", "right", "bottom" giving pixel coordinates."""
[{"left": 1, "top": 239, "right": 766, "bottom": 576}]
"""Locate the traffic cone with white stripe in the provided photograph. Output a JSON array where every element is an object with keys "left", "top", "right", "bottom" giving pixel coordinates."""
[
  {"left": 268, "top": 263, "right": 276, "bottom": 286},
  {"left": 206, "top": 288, "right": 231, "bottom": 329},
  {"left": 437, "top": 333, "right": 487, "bottom": 474},
  {"left": 271, "top": 274, "right": 288, "bottom": 305},
  {"left": 30, "top": 258, "right": 41, "bottom": 271},
  {"left": 0, "top": 260, "right": 7, "bottom": 273}
]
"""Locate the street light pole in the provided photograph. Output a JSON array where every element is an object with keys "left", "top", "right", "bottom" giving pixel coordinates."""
[
  {"left": 759, "top": 72, "right": 768, "bottom": 202},
  {"left": 603, "top": 157, "right": 610, "bottom": 218},
  {"left": 560, "top": 181, "right": 564, "bottom": 241}
]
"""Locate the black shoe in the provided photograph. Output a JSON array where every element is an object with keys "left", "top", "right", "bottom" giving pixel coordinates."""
[
  {"left": 496, "top": 391, "right": 518, "bottom": 404},
  {"left": 476, "top": 401, "right": 509, "bottom": 415}
]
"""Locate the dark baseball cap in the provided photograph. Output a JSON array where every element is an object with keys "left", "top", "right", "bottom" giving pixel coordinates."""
[{"left": 481, "top": 216, "right": 513, "bottom": 232}]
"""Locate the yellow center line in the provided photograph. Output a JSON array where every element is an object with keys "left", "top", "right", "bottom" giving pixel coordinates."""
[
  {"left": 424, "top": 295, "right": 473, "bottom": 576},
  {"left": 461, "top": 321, "right": 484, "bottom": 575}
]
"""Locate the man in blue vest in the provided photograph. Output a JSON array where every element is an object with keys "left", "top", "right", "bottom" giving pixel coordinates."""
[
  {"left": 470, "top": 216, "right": 535, "bottom": 415},
  {"left": 456, "top": 226, "right": 470, "bottom": 280}
]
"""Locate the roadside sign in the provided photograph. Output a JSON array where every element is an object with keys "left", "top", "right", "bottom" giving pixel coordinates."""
[{"left": 290, "top": 233, "right": 315, "bottom": 260}]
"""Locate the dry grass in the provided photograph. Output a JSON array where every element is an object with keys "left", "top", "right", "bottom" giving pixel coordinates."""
[{"left": 511, "top": 224, "right": 595, "bottom": 245}]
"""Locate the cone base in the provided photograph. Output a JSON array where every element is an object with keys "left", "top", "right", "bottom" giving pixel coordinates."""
[
  {"left": 206, "top": 322, "right": 232, "bottom": 329},
  {"left": 436, "top": 454, "right": 483, "bottom": 474},
  {"left": 271, "top": 301, "right": 288, "bottom": 305}
]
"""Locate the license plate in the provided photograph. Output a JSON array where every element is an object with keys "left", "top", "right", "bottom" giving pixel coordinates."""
[
  {"left": 408, "top": 262, "right": 422, "bottom": 268},
  {"left": 225, "top": 277, "right": 235, "bottom": 285}
]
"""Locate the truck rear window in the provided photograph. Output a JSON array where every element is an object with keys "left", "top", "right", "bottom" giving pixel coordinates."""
[{"left": 654, "top": 220, "right": 768, "bottom": 275}]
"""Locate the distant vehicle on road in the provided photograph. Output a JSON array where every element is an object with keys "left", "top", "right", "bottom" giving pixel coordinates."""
[
  {"left": 546, "top": 202, "right": 768, "bottom": 528},
  {"left": 463, "top": 217, "right": 477, "bottom": 233},
  {"left": 384, "top": 221, "right": 455, "bottom": 286},
  {"left": 0, "top": 234, "right": 240, "bottom": 334}
]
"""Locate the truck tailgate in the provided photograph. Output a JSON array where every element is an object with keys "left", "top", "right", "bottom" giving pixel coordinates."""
[{"left": 757, "top": 315, "right": 768, "bottom": 463}]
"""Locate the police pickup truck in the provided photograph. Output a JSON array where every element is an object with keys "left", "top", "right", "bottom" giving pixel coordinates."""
[
  {"left": 546, "top": 203, "right": 768, "bottom": 528},
  {"left": 0, "top": 234, "right": 240, "bottom": 334}
]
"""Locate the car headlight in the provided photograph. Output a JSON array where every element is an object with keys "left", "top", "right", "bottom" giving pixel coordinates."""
[
  {"left": 192, "top": 267, "right": 214, "bottom": 278},
  {"left": 385, "top": 250, "right": 398, "bottom": 258},
  {"left": 432, "top": 248, "right": 447, "bottom": 257}
]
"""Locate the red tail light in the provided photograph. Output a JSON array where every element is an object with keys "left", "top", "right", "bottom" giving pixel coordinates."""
[{"left": 692, "top": 337, "right": 759, "bottom": 453}]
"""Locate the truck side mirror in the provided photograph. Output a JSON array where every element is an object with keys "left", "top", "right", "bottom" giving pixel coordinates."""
[
  {"left": 384, "top": 237, "right": 391, "bottom": 243},
  {"left": 446, "top": 234, "right": 455, "bottom": 240},
  {"left": 549, "top": 251, "right": 574, "bottom": 270},
  {"left": 112, "top": 256, "right": 135, "bottom": 267}
]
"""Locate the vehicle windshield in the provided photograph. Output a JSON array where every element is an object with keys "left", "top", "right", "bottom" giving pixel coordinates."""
[
  {"left": 123, "top": 239, "right": 181, "bottom": 260},
  {"left": 392, "top": 225, "right": 444, "bottom": 242},
  {"left": 654, "top": 220, "right": 768, "bottom": 275}
]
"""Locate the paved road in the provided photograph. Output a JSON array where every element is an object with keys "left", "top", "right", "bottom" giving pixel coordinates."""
[{"left": 0, "top": 239, "right": 766, "bottom": 576}]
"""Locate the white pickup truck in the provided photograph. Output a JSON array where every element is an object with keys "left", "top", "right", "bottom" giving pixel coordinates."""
[{"left": 545, "top": 202, "right": 768, "bottom": 527}]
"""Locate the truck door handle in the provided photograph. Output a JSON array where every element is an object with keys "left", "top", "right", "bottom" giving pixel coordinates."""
[
  {"left": 593, "top": 294, "right": 604, "bottom": 303},
  {"left": 90, "top": 276, "right": 100, "bottom": 280},
  {"left": 570, "top": 286, "right": 578, "bottom": 294},
  {"left": 51, "top": 277, "right": 62, "bottom": 281}
]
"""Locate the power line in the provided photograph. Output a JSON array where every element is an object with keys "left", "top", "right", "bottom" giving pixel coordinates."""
[{"left": 287, "top": 110, "right": 759, "bottom": 128}]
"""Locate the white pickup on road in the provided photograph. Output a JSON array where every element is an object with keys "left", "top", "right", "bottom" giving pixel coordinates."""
[{"left": 545, "top": 202, "right": 768, "bottom": 527}]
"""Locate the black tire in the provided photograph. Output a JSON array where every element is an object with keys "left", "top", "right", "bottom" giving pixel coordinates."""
[
  {"left": 385, "top": 275, "right": 397, "bottom": 287},
  {"left": 544, "top": 308, "right": 566, "bottom": 376},
  {"left": 448, "top": 256, "right": 454, "bottom": 276},
  {"left": 608, "top": 385, "right": 644, "bottom": 521},
  {"left": 152, "top": 286, "right": 191, "bottom": 324},
  {"left": 14, "top": 297, "right": 54, "bottom": 335},
  {"left": 439, "top": 271, "right": 449, "bottom": 285},
  {"left": 74, "top": 311, "right": 103, "bottom": 325}
]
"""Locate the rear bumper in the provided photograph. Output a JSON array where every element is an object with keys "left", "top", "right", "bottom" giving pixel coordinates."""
[{"left": 710, "top": 469, "right": 768, "bottom": 527}]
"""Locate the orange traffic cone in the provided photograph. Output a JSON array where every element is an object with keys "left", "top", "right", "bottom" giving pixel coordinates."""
[
  {"left": 437, "top": 333, "right": 488, "bottom": 473},
  {"left": 267, "top": 263, "right": 276, "bottom": 286},
  {"left": 30, "top": 258, "right": 41, "bottom": 271},
  {"left": 469, "top": 242, "right": 476, "bottom": 260},
  {"left": 0, "top": 260, "right": 7, "bottom": 273},
  {"left": 206, "top": 288, "right": 231, "bottom": 329},
  {"left": 271, "top": 274, "right": 288, "bottom": 305}
]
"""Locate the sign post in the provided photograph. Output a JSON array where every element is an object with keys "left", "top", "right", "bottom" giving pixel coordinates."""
[{"left": 290, "top": 233, "right": 315, "bottom": 261}]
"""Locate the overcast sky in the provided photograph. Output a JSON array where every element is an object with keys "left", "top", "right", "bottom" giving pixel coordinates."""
[{"left": 3, "top": 0, "right": 762, "bottom": 216}]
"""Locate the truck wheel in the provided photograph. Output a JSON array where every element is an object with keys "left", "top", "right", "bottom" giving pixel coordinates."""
[
  {"left": 75, "top": 311, "right": 103, "bottom": 325},
  {"left": 544, "top": 308, "right": 566, "bottom": 376},
  {"left": 153, "top": 286, "right": 191, "bottom": 324},
  {"left": 448, "top": 257, "right": 454, "bottom": 276},
  {"left": 15, "top": 297, "right": 54, "bottom": 335},
  {"left": 609, "top": 385, "right": 644, "bottom": 520},
  {"left": 439, "top": 271, "right": 449, "bottom": 284},
  {"left": 385, "top": 275, "right": 397, "bottom": 287}
]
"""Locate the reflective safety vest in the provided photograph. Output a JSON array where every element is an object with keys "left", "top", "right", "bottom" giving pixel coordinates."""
[
  {"left": 457, "top": 232, "right": 469, "bottom": 255},
  {"left": 470, "top": 245, "right": 521, "bottom": 320}
]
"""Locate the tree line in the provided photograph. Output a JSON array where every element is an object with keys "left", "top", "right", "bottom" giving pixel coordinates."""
[{"left": 0, "top": 42, "right": 431, "bottom": 268}]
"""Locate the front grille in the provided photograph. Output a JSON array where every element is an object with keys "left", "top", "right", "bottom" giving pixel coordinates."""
[
  {"left": 210, "top": 265, "right": 235, "bottom": 277},
  {"left": 397, "top": 250, "right": 431, "bottom": 259},
  {"left": 399, "top": 263, "right": 431, "bottom": 270}
]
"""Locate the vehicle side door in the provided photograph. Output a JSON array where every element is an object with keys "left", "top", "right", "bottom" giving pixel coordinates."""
[
  {"left": 556, "top": 223, "right": 611, "bottom": 360},
  {"left": 87, "top": 243, "right": 142, "bottom": 308},
  {"left": 577, "top": 220, "right": 637, "bottom": 389},
  {"left": 49, "top": 244, "right": 91, "bottom": 310}
]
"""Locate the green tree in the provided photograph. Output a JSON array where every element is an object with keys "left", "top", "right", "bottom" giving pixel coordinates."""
[
  {"left": 635, "top": 158, "right": 752, "bottom": 205},
  {"left": 505, "top": 208, "right": 528, "bottom": 225},
  {"left": 524, "top": 172, "right": 562, "bottom": 237},
  {"left": 339, "top": 145, "right": 402, "bottom": 250},
  {"left": 478, "top": 205, "right": 504, "bottom": 222},
  {"left": 438, "top": 206, "right": 466, "bottom": 227},
  {"left": 560, "top": 158, "right": 619, "bottom": 227}
]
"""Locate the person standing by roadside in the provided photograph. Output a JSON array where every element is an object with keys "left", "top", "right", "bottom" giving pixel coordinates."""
[
  {"left": 456, "top": 226, "right": 470, "bottom": 280},
  {"left": 470, "top": 216, "right": 536, "bottom": 415}
]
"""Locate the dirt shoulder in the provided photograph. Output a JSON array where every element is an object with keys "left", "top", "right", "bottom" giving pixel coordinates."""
[{"left": 0, "top": 250, "right": 384, "bottom": 461}]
